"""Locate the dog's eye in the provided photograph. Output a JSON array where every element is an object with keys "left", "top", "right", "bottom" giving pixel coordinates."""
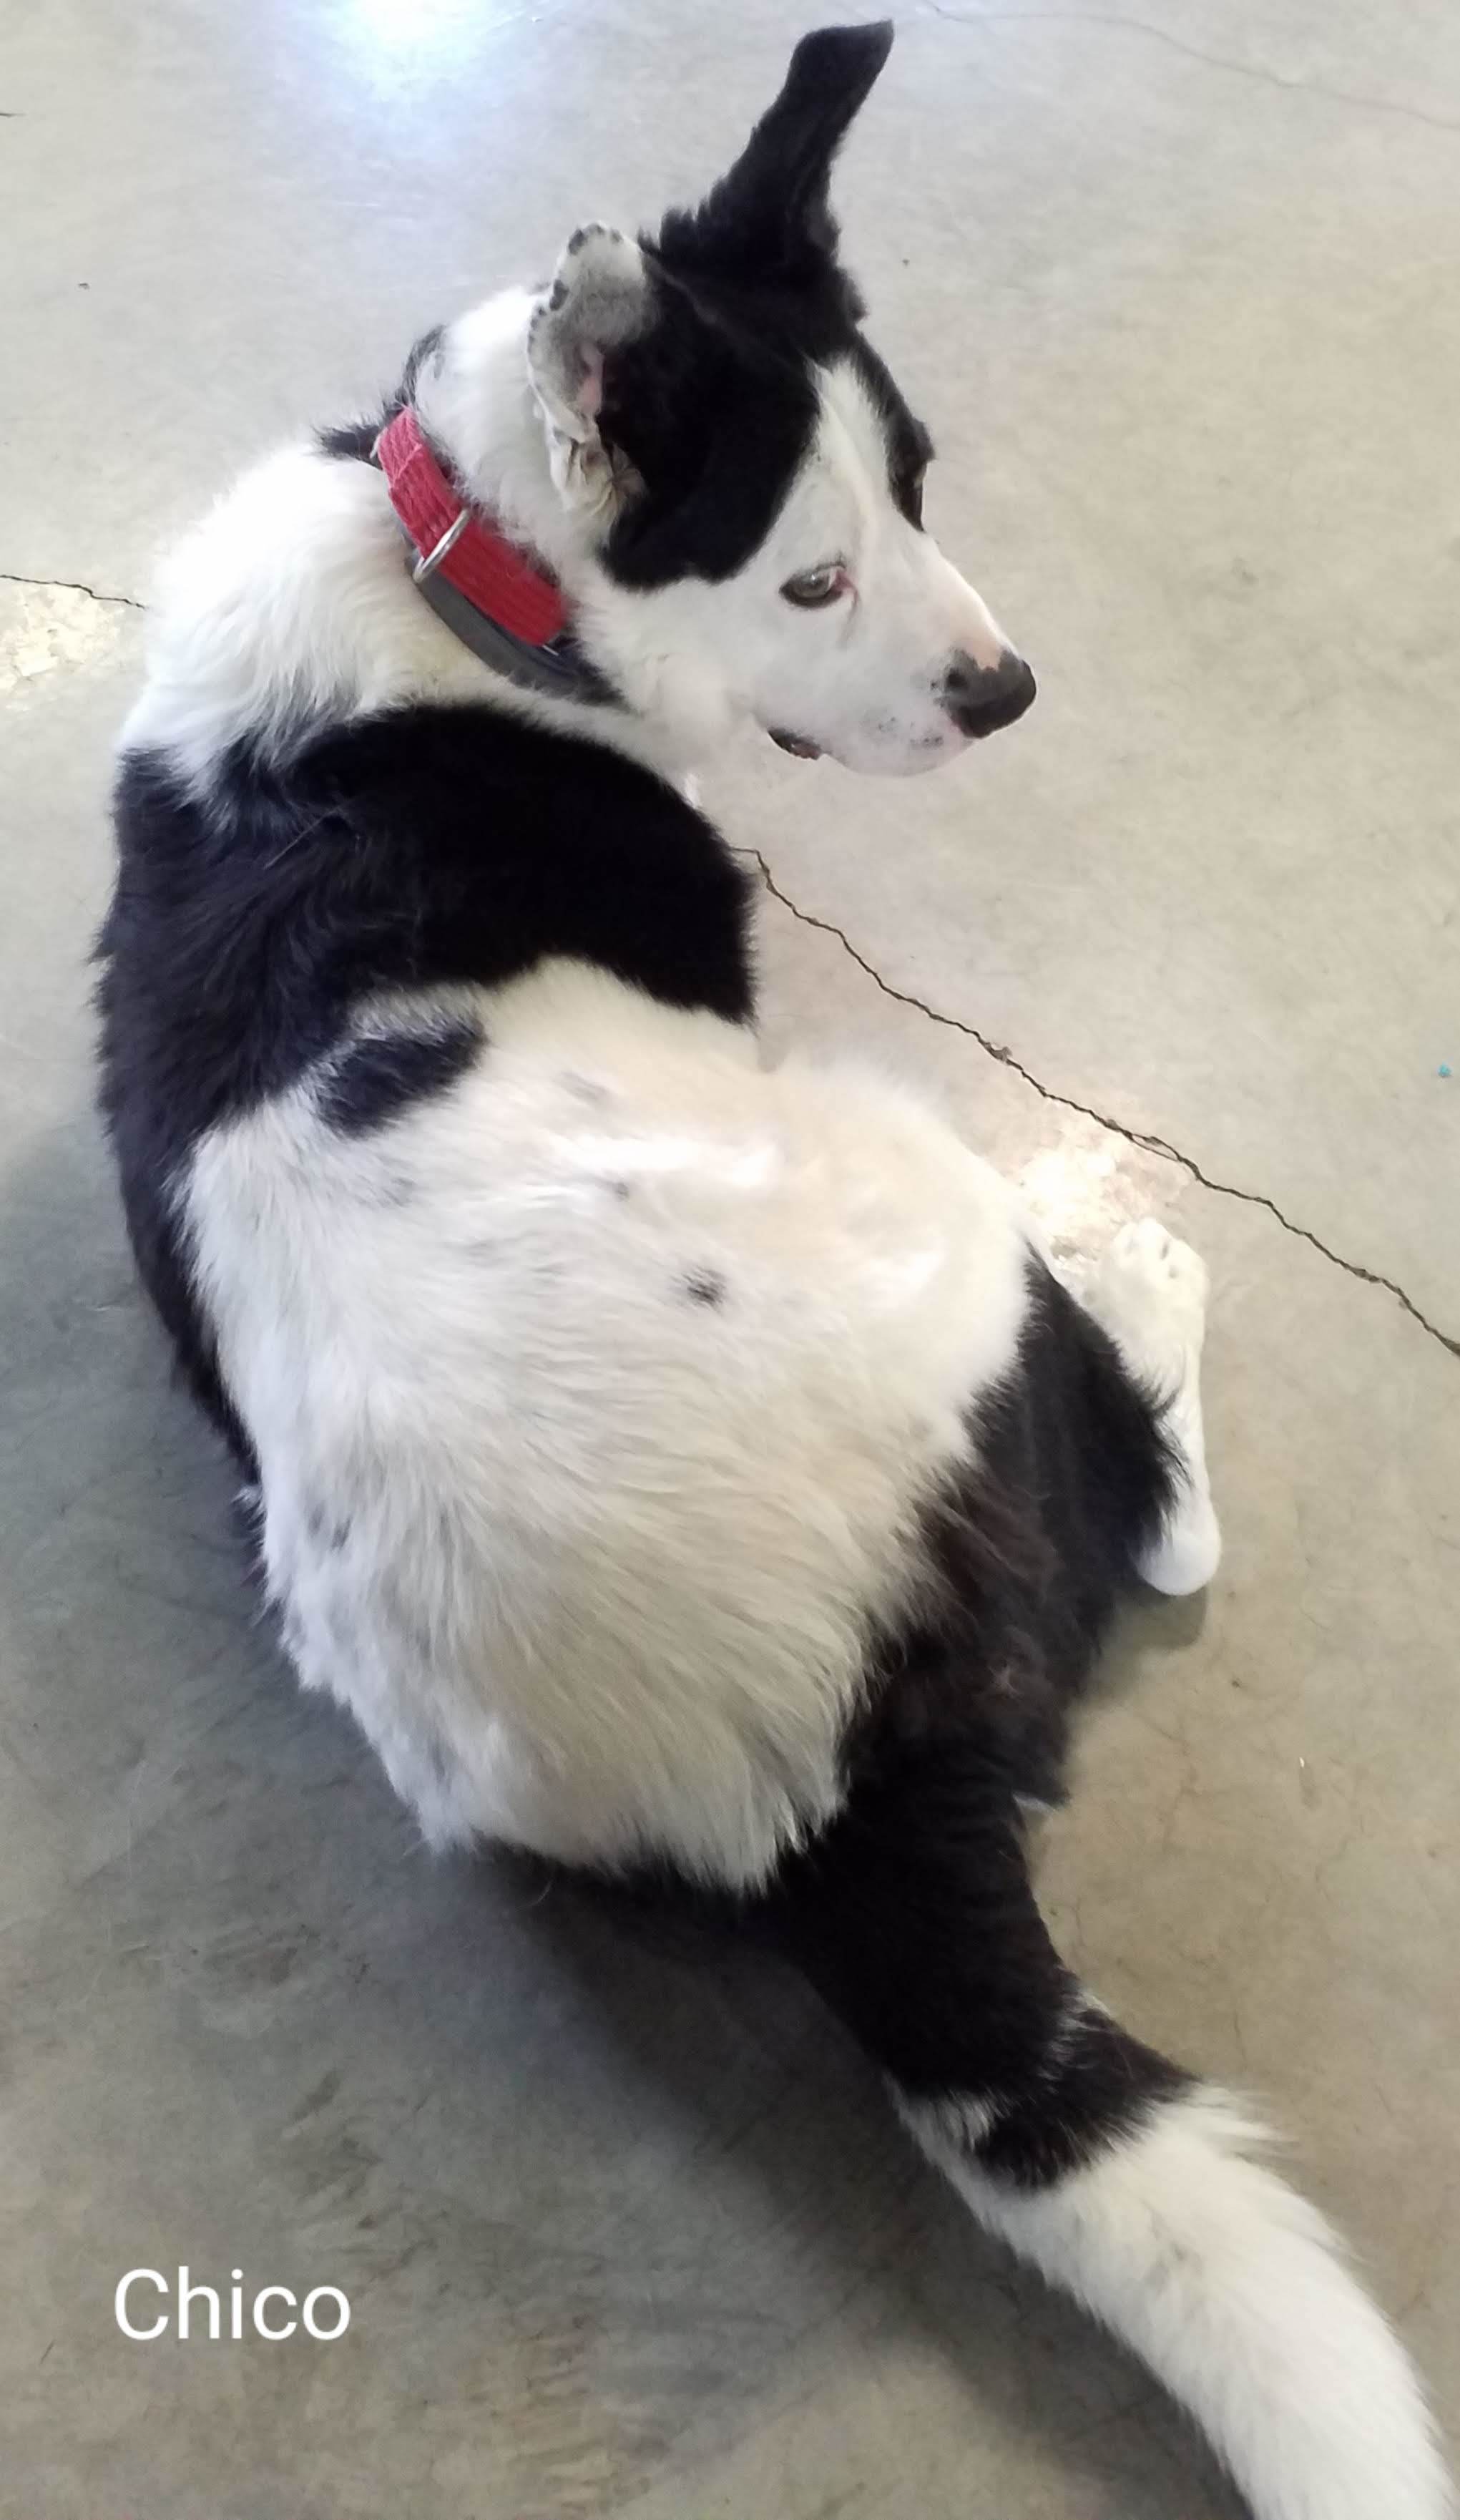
[{"left": 780, "top": 565, "right": 846, "bottom": 610}]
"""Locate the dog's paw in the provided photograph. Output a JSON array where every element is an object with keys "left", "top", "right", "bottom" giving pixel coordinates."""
[{"left": 1089, "top": 1215, "right": 1210, "bottom": 1372}]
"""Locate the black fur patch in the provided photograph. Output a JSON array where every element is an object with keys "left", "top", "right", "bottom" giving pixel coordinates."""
[
  {"left": 680, "top": 1269, "right": 726, "bottom": 1307},
  {"left": 597, "top": 267, "right": 821, "bottom": 589},
  {"left": 318, "top": 1022, "right": 484, "bottom": 1136},
  {"left": 318, "top": 325, "right": 445, "bottom": 464},
  {"left": 846, "top": 335, "right": 934, "bottom": 527},
  {"left": 976, "top": 2007, "right": 1190, "bottom": 2187},
  {"left": 652, "top": 26, "right": 892, "bottom": 311},
  {"left": 766, "top": 1732, "right": 1190, "bottom": 2184},
  {"left": 592, "top": 24, "right": 911, "bottom": 589},
  {"left": 97, "top": 703, "right": 753, "bottom": 1457},
  {"left": 848, "top": 1260, "right": 1182, "bottom": 1808},
  {"left": 597, "top": 282, "right": 931, "bottom": 595},
  {"left": 745, "top": 1256, "right": 1187, "bottom": 2187}
]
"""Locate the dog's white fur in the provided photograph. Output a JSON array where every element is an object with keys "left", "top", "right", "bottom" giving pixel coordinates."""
[
  {"left": 907, "top": 2085, "right": 1452, "bottom": 2520},
  {"left": 184, "top": 962, "right": 1032, "bottom": 1882},
  {"left": 127, "top": 230, "right": 1450, "bottom": 2520},
  {"left": 1091, "top": 1214, "right": 1223, "bottom": 1591}
]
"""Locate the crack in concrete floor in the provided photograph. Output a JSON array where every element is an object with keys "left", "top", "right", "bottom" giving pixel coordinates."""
[
  {"left": 8, "top": 566, "right": 1451, "bottom": 1364},
  {"left": 745, "top": 848, "right": 1460, "bottom": 1367},
  {"left": 0, "top": 568, "right": 143, "bottom": 609},
  {"left": 923, "top": 4, "right": 1460, "bottom": 140}
]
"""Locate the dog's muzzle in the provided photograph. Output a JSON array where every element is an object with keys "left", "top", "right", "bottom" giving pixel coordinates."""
[{"left": 942, "top": 648, "right": 1037, "bottom": 739}]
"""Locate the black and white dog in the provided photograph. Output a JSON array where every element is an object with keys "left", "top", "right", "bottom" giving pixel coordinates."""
[{"left": 97, "top": 25, "right": 1448, "bottom": 2518}]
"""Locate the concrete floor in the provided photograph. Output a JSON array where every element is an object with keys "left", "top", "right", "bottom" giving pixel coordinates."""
[{"left": 2, "top": 1, "right": 1457, "bottom": 2512}]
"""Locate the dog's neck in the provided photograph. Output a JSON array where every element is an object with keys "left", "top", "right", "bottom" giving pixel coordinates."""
[
  {"left": 122, "top": 288, "right": 737, "bottom": 796},
  {"left": 415, "top": 292, "right": 606, "bottom": 594},
  {"left": 411, "top": 292, "right": 733, "bottom": 777}
]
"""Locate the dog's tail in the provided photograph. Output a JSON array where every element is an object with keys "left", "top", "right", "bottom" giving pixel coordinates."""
[
  {"left": 769, "top": 1757, "right": 1452, "bottom": 2520},
  {"left": 902, "top": 2076, "right": 1449, "bottom": 2520}
]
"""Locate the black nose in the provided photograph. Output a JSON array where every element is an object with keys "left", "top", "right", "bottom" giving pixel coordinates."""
[{"left": 943, "top": 648, "right": 1037, "bottom": 738}]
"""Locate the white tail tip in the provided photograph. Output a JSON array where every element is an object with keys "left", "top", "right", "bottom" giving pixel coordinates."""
[{"left": 905, "top": 2086, "right": 1453, "bottom": 2520}]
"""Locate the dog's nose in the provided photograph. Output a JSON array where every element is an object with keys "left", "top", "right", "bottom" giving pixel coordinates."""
[{"left": 942, "top": 648, "right": 1037, "bottom": 738}]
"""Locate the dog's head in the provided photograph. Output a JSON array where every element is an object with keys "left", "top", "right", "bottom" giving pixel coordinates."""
[{"left": 524, "top": 22, "right": 1033, "bottom": 774}]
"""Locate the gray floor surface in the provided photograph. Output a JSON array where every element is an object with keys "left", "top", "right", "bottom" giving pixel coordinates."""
[{"left": 2, "top": 3, "right": 1456, "bottom": 2514}]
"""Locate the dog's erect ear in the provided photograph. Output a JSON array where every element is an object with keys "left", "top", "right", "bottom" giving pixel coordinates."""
[
  {"left": 526, "top": 224, "right": 654, "bottom": 517},
  {"left": 655, "top": 22, "right": 893, "bottom": 294}
]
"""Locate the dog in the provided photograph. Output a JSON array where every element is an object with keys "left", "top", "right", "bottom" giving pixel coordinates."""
[{"left": 97, "top": 24, "right": 1449, "bottom": 2517}]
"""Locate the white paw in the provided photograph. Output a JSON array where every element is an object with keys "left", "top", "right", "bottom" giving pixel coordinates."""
[{"left": 1089, "top": 1216, "right": 1210, "bottom": 1374}]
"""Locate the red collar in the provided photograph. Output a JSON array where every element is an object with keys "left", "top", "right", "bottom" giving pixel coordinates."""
[{"left": 374, "top": 406, "right": 570, "bottom": 647}]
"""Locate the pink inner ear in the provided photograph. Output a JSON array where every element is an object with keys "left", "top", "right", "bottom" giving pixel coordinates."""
[{"left": 577, "top": 346, "right": 604, "bottom": 420}]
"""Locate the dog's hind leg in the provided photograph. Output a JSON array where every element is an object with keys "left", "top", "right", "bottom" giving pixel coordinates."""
[
  {"left": 1087, "top": 1215, "right": 1222, "bottom": 1594},
  {"left": 765, "top": 1743, "right": 1450, "bottom": 2520}
]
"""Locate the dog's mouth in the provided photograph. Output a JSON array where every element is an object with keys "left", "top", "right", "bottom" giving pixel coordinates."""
[{"left": 768, "top": 728, "right": 823, "bottom": 761}]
